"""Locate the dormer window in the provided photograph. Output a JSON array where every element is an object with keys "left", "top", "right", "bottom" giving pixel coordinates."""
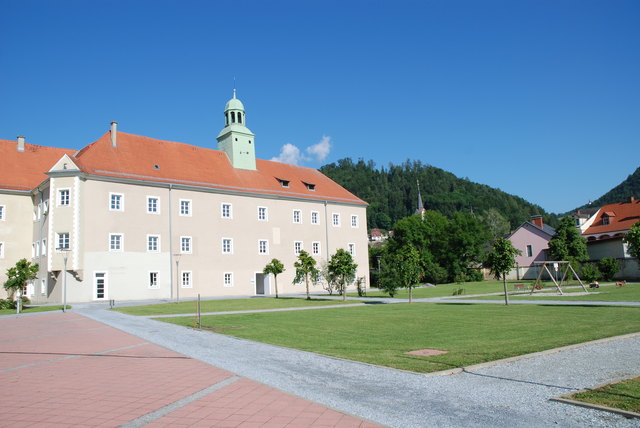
[
  {"left": 277, "top": 178, "right": 290, "bottom": 188},
  {"left": 303, "top": 182, "right": 316, "bottom": 191},
  {"left": 602, "top": 216, "right": 610, "bottom": 225}
]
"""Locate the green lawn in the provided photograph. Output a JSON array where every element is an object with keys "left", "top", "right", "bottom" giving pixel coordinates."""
[
  {"left": 460, "top": 283, "right": 640, "bottom": 302},
  {"left": 346, "top": 280, "right": 526, "bottom": 299},
  {"left": 114, "top": 297, "right": 359, "bottom": 316},
  {"left": 158, "top": 303, "right": 640, "bottom": 373},
  {"left": 568, "top": 376, "right": 640, "bottom": 414},
  {"left": 0, "top": 305, "right": 67, "bottom": 316}
]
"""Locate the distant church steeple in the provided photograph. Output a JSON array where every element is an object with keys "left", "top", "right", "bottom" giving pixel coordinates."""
[
  {"left": 217, "top": 90, "right": 256, "bottom": 170},
  {"left": 415, "top": 180, "right": 426, "bottom": 218}
]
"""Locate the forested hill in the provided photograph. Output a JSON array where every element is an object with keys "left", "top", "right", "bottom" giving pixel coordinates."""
[
  {"left": 320, "top": 158, "right": 556, "bottom": 231},
  {"left": 572, "top": 166, "right": 640, "bottom": 212}
]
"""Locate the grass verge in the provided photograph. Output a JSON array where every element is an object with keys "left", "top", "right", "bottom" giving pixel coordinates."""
[
  {"left": 158, "top": 303, "right": 640, "bottom": 373},
  {"left": 0, "top": 305, "right": 67, "bottom": 316},
  {"left": 460, "top": 283, "right": 640, "bottom": 302},
  {"left": 346, "top": 280, "right": 529, "bottom": 299},
  {"left": 114, "top": 297, "right": 359, "bottom": 316},
  {"left": 568, "top": 377, "right": 640, "bottom": 414}
]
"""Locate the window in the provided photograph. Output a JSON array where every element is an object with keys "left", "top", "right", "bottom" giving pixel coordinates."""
[
  {"left": 0, "top": 242, "right": 4, "bottom": 258},
  {"left": 294, "top": 241, "right": 303, "bottom": 255},
  {"left": 348, "top": 243, "right": 356, "bottom": 256},
  {"left": 293, "top": 209, "right": 302, "bottom": 224},
  {"left": 37, "top": 203, "right": 42, "bottom": 220},
  {"left": 0, "top": 205, "right": 5, "bottom": 220},
  {"left": 43, "top": 200, "right": 48, "bottom": 214},
  {"left": 221, "top": 203, "right": 232, "bottom": 219},
  {"left": 602, "top": 216, "right": 610, "bottom": 226},
  {"left": 180, "top": 199, "right": 192, "bottom": 216},
  {"left": 351, "top": 215, "right": 359, "bottom": 228},
  {"left": 35, "top": 241, "right": 40, "bottom": 257},
  {"left": 57, "top": 233, "right": 70, "bottom": 250},
  {"left": 32, "top": 242, "right": 36, "bottom": 258},
  {"left": 526, "top": 245, "right": 533, "bottom": 258},
  {"left": 258, "top": 206, "right": 268, "bottom": 221},
  {"left": 181, "top": 236, "right": 192, "bottom": 254},
  {"left": 109, "top": 233, "right": 123, "bottom": 251},
  {"left": 41, "top": 278, "right": 46, "bottom": 295},
  {"left": 259, "top": 240, "right": 269, "bottom": 255},
  {"left": 223, "top": 272, "right": 233, "bottom": 287},
  {"left": 332, "top": 213, "right": 340, "bottom": 227},
  {"left": 147, "top": 196, "right": 160, "bottom": 214},
  {"left": 311, "top": 211, "right": 319, "bottom": 225},
  {"left": 222, "top": 238, "right": 233, "bottom": 254},
  {"left": 42, "top": 239, "right": 47, "bottom": 256},
  {"left": 181, "top": 271, "right": 192, "bottom": 288},
  {"left": 149, "top": 272, "right": 159, "bottom": 289},
  {"left": 110, "top": 193, "right": 124, "bottom": 211},
  {"left": 312, "top": 241, "right": 320, "bottom": 255},
  {"left": 277, "top": 178, "right": 290, "bottom": 188},
  {"left": 303, "top": 182, "right": 315, "bottom": 191},
  {"left": 58, "top": 189, "right": 70, "bottom": 206},
  {"left": 147, "top": 235, "right": 160, "bottom": 252}
]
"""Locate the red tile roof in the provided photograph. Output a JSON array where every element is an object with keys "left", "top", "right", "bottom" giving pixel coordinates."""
[
  {"left": 73, "top": 131, "right": 367, "bottom": 205},
  {"left": 0, "top": 139, "right": 75, "bottom": 191},
  {"left": 583, "top": 200, "right": 640, "bottom": 236}
]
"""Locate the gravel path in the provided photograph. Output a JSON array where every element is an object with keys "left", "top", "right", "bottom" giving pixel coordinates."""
[{"left": 75, "top": 302, "right": 640, "bottom": 428}]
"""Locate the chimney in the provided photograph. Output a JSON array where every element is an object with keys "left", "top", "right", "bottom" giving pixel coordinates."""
[
  {"left": 17, "top": 136, "right": 25, "bottom": 152},
  {"left": 531, "top": 215, "right": 544, "bottom": 228},
  {"left": 110, "top": 121, "right": 118, "bottom": 147},
  {"left": 630, "top": 196, "right": 637, "bottom": 203}
]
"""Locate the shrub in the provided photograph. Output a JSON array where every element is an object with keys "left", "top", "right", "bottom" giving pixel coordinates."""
[
  {"left": 597, "top": 258, "right": 620, "bottom": 281},
  {"left": 0, "top": 299, "right": 16, "bottom": 310},
  {"left": 580, "top": 263, "right": 600, "bottom": 283}
]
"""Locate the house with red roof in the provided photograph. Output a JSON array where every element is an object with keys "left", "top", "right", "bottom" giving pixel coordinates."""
[
  {"left": 581, "top": 197, "right": 640, "bottom": 280},
  {"left": 506, "top": 215, "right": 556, "bottom": 280},
  {"left": 0, "top": 93, "right": 369, "bottom": 302}
]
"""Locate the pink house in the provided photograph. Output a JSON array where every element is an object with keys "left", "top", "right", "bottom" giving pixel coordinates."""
[{"left": 507, "top": 215, "right": 556, "bottom": 280}]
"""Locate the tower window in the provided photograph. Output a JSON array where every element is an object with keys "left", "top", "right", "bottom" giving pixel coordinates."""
[
  {"left": 231, "top": 112, "right": 236, "bottom": 123},
  {"left": 225, "top": 113, "right": 229, "bottom": 126},
  {"left": 238, "top": 112, "right": 242, "bottom": 124}
]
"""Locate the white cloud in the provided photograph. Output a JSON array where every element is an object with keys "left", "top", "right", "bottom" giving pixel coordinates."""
[
  {"left": 272, "top": 136, "right": 332, "bottom": 165},
  {"left": 271, "top": 143, "right": 303, "bottom": 164},
  {"left": 306, "top": 136, "right": 331, "bottom": 163}
]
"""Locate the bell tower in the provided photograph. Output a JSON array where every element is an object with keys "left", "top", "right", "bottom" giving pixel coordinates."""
[{"left": 217, "top": 90, "right": 256, "bottom": 170}]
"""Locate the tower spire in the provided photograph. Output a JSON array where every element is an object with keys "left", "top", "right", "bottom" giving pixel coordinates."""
[{"left": 415, "top": 179, "right": 426, "bottom": 217}]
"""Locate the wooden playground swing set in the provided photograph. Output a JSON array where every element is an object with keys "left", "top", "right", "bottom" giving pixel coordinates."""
[{"left": 529, "top": 261, "right": 589, "bottom": 295}]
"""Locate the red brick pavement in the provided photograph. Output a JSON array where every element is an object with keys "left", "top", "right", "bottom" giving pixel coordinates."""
[{"left": 0, "top": 312, "right": 381, "bottom": 428}]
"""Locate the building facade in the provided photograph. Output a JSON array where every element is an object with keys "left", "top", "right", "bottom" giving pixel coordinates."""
[{"left": 1, "top": 94, "right": 369, "bottom": 303}]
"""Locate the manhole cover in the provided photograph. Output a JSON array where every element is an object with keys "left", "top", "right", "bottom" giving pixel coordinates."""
[{"left": 405, "top": 349, "right": 448, "bottom": 356}]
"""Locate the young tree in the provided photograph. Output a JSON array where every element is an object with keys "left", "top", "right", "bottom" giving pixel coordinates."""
[
  {"left": 485, "top": 238, "right": 521, "bottom": 305},
  {"left": 328, "top": 249, "right": 358, "bottom": 301},
  {"left": 293, "top": 250, "right": 320, "bottom": 300},
  {"left": 3, "top": 258, "right": 39, "bottom": 314},
  {"left": 597, "top": 258, "right": 619, "bottom": 281},
  {"left": 624, "top": 220, "right": 640, "bottom": 260},
  {"left": 547, "top": 217, "right": 588, "bottom": 273},
  {"left": 263, "top": 258, "right": 284, "bottom": 298},
  {"left": 379, "top": 245, "right": 423, "bottom": 302}
]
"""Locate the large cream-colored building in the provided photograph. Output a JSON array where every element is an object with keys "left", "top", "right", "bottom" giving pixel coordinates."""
[{"left": 0, "top": 93, "right": 369, "bottom": 303}]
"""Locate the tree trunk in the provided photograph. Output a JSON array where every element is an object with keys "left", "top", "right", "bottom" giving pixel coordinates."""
[
  {"left": 342, "top": 279, "right": 347, "bottom": 301},
  {"left": 503, "top": 275, "right": 509, "bottom": 306},
  {"left": 17, "top": 288, "right": 22, "bottom": 314},
  {"left": 274, "top": 276, "right": 279, "bottom": 299},
  {"left": 305, "top": 276, "right": 310, "bottom": 300},
  {"left": 409, "top": 286, "right": 413, "bottom": 303}
]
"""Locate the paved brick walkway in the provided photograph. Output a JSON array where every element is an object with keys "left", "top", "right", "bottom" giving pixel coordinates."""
[{"left": 0, "top": 312, "right": 381, "bottom": 428}]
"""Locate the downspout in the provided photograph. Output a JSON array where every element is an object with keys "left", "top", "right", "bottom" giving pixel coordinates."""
[
  {"left": 168, "top": 184, "right": 174, "bottom": 300},
  {"left": 324, "top": 200, "right": 330, "bottom": 259}
]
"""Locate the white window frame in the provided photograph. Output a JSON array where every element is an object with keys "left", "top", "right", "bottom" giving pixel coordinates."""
[
  {"left": 351, "top": 215, "right": 359, "bottom": 228},
  {"left": 311, "top": 211, "right": 319, "bottom": 225},
  {"left": 109, "top": 233, "right": 123, "bottom": 252},
  {"left": 312, "top": 241, "right": 321, "bottom": 256},
  {"left": 293, "top": 209, "right": 302, "bottom": 224},
  {"left": 258, "top": 206, "right": 268, "bottom": 221},
  {"left": 147, "top": 196, "right": 160, "bottom": 214},
  {"left": 348, "top": 243, "right": 356, "bottom": 257},
  {"left": 147, "top": 234, "right": 160, "bottom": 253},
  {"left": 148, "top": 271, "right": 159, "bottom": 289},
  {"left": 58, "top": 189, "right": 70, "bottom": 206},
  {"left": 181, "top": 271, "right": 192, "bottom": 288},
  {"left": 526, "top": 244, "right": 533, "bottom": 258},
  {"left": 57, "top": 232, "right": 70, "bottom": 250},
  {"left": 0, "top": 205, "right": 5, "bottom": 221},
  {"left": 35, "top": 241, "right": 40, "bottom": 257},
  {"left": 181, "top": 236, "right": 192, "bottom": 254},
  {"left": 332, "top": 213, "right": 340, "bottom": 227},
  {"left": 43, "top": 200, "right": 48, "bottom": 215},
  {"left": 41, "top": 238, "right": 47, "bottom": 256},
  {"left": 94, "top": 271, "right": 108, "bottom": 300},
  {"left": 294, "top": 241, "right": 303, "bottom": 255},
  {"left": 258, "top": 239, "right": 269, "bottom": 255},
  {"left": 222, "top": 238, "right": 233, "bottom": 254},
  {"left": 223, "top": 272, "right": 233, "bottom": 287},
  {"left": 179, "top": 199, "right": 192, "bottom": 217},
  {"left": 221, "top": 203, "right": 232, "bottom": 219},
  {"left": 109, "top": 192, "right": 124, "bottom": 212},
  {"left": 0, "top": 242, "right": 4, "bottom": 258},
  {"left": 40, "top": 278, "right": 46, "bottom": 296},
  {"left": 37, "top": 203, "right": 42, "bottom": 220},
  {"left": 32, "top": 242, "right": 36, "bottom": 258}
]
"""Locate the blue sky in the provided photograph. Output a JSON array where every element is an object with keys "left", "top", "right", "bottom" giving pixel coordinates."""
[{"left": 1, "top": 0, "right": 639, "bottom": 214}]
